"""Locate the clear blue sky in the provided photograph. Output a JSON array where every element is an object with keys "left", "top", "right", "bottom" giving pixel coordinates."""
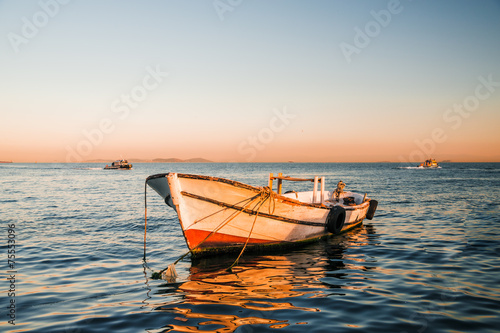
[{"left": 1, "top": 0, "right": 499, "bottom": 162}]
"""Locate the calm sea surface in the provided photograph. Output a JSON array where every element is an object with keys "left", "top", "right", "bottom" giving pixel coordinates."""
[{"left": 1, "top": 162, "right": 499, "bottom": 332}]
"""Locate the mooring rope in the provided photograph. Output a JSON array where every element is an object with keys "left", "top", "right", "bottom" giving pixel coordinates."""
[
  {"left": 146, "top": 185, "right": 277, "bottom": 280},
  {"left": 152, "top": 196, "right": 263, "bottom": 280},
  {"left": 226, "top": 189, "right": 272, "bottom": 271},
  {"left": 225, "top": 187, "right": 278, "bottom": 271},
  {"left": 188, "top": 192, "right": 262, "bottom": 227},
  {"left": 143, "top": 181, "right": 148, "bottom": 261}
]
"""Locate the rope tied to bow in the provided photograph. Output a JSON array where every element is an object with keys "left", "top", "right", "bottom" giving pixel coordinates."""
[
  {"left": 148, "top": 186, "right": 277, "bottom": 280},
  {"left": 227, "top": 186, "right": 276, "bottom": 271}
]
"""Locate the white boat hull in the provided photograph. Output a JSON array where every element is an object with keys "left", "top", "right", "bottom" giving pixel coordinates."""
[{"left": 146, "top": 173, "right": 375, "bottom": 256}]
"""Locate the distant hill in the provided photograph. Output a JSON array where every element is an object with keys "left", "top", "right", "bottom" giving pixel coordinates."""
[
  {"left": 184, "top": 158, "right": 213, "bottom": 163},
  {"left": 150, "top": 157, "right": 213, "bottom": 163},
  {"left": 83, "top": 159, "right": 113, "bottom": 163},
  {"left": 84, "top": 158, "right": 213, "bottom": 163},
  {"left": 152, "top": 158, "right": 184, "bottom": 163}
]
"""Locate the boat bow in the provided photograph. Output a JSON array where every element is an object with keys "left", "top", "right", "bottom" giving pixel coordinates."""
[{"left": 146, "top": 173, "right": 174, "bottom": 208}]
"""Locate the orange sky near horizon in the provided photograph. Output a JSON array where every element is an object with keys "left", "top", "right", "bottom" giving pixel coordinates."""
[
  {"left": 2, "top": 81, "right": 500, "bottom": 163},
  {"left": 1, "top": 1, "right": 500, "bottom": 163},
  {"left": 3, "top": 126, "right": 500, "bottom": 163}
]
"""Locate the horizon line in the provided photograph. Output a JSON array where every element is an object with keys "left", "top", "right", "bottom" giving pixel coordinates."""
[{"left": 3, "top": 161, "right": 500, "bottom": 164}]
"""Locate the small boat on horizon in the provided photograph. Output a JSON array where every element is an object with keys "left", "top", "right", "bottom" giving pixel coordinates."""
[
  {"left": 145, "top": 172, "right": 377, "bottom": 258},
  {"left": 419, "top": 158, "right": 440, "bottom": 168},
  {"left": 104, "top": 159, "right": 132, "bottom": 170}
]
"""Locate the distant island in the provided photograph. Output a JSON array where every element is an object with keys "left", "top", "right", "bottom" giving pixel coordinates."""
[
  {"left": 150, "top": 158, "right": 213, "bottom": 163},
  {"left": 84, "top": 158, "right": 213, "bottom": 163},
  {"left": 0, "top": 160, "right": 13, "bottom": 163}
]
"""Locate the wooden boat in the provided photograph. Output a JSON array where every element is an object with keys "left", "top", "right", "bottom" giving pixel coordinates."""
[
  {"left": 419, "top": 158, "right": 439, "bottom": 168},
  {"left": 145, "top": 173, "right": 377, "bottom": 257},
  {"left": 104, "top": 159, "right": 132, "bottom": 170}
]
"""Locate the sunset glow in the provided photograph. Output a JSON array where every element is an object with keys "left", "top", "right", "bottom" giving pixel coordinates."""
[{"left": 1, "top": 1, "right": 499, "bottom": 163}]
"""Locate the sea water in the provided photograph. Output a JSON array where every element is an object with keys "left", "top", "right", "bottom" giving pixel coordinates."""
[{"left": 1, "top": 163, "right": 499, "bottom": 332}]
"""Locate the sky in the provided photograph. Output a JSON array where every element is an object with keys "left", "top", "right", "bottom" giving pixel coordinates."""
[{"left": 1, "top": 0, "right": 499, "bottom": 163}]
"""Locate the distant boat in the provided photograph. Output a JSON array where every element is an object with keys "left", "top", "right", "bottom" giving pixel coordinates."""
[
  {"left": 145, "top": 172, "right": 377, "bottom": 257},
  {"left": 418, "top": 158, "right": 440, "bottom": 168},
  {"left": 104, "top": 159, "right": 132, "bottom": 170}
]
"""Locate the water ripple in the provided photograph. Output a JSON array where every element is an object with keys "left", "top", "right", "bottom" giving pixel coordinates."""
[{"left": 1, "top": 163, "right": 499, "bottom": 332}]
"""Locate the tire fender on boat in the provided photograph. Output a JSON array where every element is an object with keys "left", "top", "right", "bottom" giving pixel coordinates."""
[
  {"left": 366, "top": 200, "right": 378, "bottom": 220},
  {"left": 326, "top": 206, "right": 346, "bottom": 234}
]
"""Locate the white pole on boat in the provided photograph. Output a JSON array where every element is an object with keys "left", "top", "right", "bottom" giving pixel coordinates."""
[
  {"left": 313, "top": 176, "right": 318, "bottom": 203},
  {"left": 320, "top": 177, "right": 325, "bottom": 204}
]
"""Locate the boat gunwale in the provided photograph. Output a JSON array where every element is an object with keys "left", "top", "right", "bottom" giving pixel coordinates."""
[
  {"left": 146, "top": 173, "right": 170, "bottom": 181},
  {"left": 146, "top": 173, "right": 370, "bottom": 211},
  {"left": 177, "top": 173, "right": 369, "bottom": 210}
]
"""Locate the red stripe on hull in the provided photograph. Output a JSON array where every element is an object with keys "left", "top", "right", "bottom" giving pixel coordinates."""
[{"left": 184, "top": 229, "right": 272, "bottom": 249}]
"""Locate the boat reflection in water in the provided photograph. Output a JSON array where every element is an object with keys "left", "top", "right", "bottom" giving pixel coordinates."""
[{"left": 151, "top": 224, "right": 377, "bottom": 332}]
